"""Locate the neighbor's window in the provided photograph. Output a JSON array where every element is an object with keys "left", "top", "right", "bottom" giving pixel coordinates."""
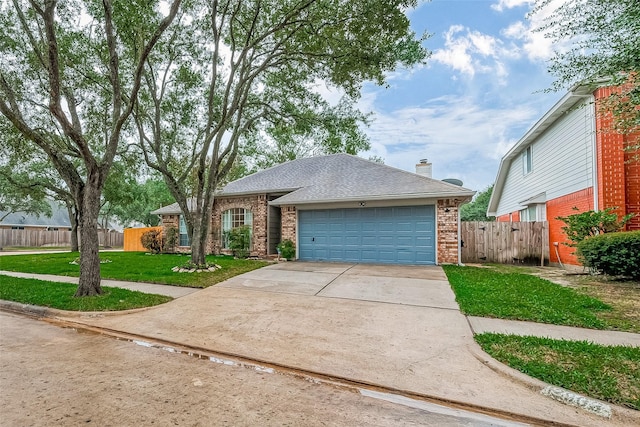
[
  {"left": 523, "top": 146, "right": 532, "bottom": 174},
  {"left": 222, "top": 208, "right": 253, "bottom": 249},
  {"left": 179, "top": 215, "right": 190, "bottom": 246},
  {"left": 519, "top": 205, "right": 538, "bottom": 222}
]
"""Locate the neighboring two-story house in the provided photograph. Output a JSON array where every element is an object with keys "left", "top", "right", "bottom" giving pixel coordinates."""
[{"left": 487, "top": 85, "right": 640, "bottom": 265}]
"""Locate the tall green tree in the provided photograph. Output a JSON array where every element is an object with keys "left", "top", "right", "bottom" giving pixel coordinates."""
[
  {"left": 534, "top": 0, "right": 640, "bottom": 152},
  {"left": 134, "top": 0, "right": 428, "bottom": 265},
  {"left": 461, "top": 185, "right": 495, "bottom": 222},
  {"left": 0, "top": 0, "right": 181, "bottom": 295}
]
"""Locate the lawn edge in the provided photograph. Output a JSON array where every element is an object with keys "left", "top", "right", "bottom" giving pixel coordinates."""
[
  {"left": 465, "top": 339, "right": 640, "bottom": 423},
  {"left": 0, "top": 299, "right": 159, "bottom": 318}
]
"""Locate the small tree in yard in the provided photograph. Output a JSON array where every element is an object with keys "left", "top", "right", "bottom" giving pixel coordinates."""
[
  {"left": 228, "top": 225, "right": 251, "bottom": 259},
  {"left": 557, "top": 207, "right": 634, "bottom": 247}
]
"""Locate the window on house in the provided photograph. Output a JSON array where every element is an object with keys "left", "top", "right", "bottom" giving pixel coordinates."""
[
  {"left": 519, "top": 205, "right": 541, "bottom": 222},
  {"left": 222, "top": 208, "right": 253, "bottom": 249},
  {"left": 523, "top": 146, "right": 532, "bottom": 174},
  {"left": 179, "top": 215, "right": 190, "bottom": 247}
]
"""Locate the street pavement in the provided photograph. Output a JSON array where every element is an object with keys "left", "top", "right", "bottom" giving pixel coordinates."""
[{"left": 1, "top": 261, "right": 638, "bottom": 426}]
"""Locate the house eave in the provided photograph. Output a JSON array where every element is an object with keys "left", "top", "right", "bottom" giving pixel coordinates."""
[
  {"left": 487, "top": 87, "right": 595, "bottom": 216},
  {"left": 269, "top": 191, "right": 475, "bottom": 207}
]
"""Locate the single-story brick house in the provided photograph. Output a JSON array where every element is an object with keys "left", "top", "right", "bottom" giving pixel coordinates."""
[{"left": 152, "top": 154, "right": 474, "bottom": 265}]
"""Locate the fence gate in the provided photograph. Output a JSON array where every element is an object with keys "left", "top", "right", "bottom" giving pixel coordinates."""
[{"left": 460, "top": 221, "right": 549, "bottom": 265}]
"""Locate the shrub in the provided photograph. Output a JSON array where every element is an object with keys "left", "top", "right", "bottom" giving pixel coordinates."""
[
  {"left": 228, "top": 225, "right": 251, "bottom": 258},
  {"left": 141, "top": 229, "right": 163, "bottom": 254},
  {"left": 163, "top": 226, "right": 179, "bottom": 253},
  {"left": 577, "top": 231, "right": 640, "bottom": 279},
  {"left": 277, "top": 239, "right": 295, "bottom": 260},
  {"left": 557, "top": 207, "right": 633, "bottom": 247}
]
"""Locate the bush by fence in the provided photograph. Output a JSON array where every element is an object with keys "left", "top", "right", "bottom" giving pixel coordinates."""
[{"left": 577, "top": 231, "right": 640, "bottom": 279}]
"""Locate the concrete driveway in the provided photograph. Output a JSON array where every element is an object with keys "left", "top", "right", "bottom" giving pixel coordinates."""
[
  {"left": 218, "top": 262, "right": 457, "bottom": 309},
  {"left": 57, "top": 262, "right": 634, "bottom": 427}
]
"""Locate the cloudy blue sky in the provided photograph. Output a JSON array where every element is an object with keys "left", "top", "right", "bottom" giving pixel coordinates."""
[{"left": 356, "top": 0, "right": 565, "bottom": 192}]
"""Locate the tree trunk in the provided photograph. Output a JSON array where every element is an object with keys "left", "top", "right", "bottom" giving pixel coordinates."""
[
  {"left": 74, "top": 185, "right": 103, "bottom": 297},
  {"left": 190, "top": 213, "right": 208, "bottom": 266},
  {"left": 66, "top": 203, "right": 79, "bottom": 252}
]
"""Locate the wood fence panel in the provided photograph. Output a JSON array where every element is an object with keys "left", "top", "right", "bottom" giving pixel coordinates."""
[
  {"left": 0, "top": 229, "right": 123, "bottom": 249},
  {"left": 124, "top": 227, "right": 161, "bottom": 252},
  {"left": 461, "top": 221, "right": 549, "bottom": 265}
]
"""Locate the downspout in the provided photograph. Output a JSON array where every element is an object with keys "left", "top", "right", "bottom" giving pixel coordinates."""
[{"left": 590, "top": 94, "right": 599, "bottom": 211}]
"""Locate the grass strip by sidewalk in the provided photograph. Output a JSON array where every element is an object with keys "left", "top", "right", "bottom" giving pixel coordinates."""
[
  {"left": 0, "top": 275, "right": 172, "bottom": 311},
  {"left": 442, "top": 265, "right": 611, "bottom": 329},
  {"left": 0, "top": 252, "right": 269, "bottom": 288},
  {"left": 476, "top": 333, "right": 640, "bottom": 411}
]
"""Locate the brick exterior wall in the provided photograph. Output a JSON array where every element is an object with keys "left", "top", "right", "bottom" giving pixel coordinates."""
[
  {"left": 496, "top": 211, "right": 520, "bottom": 222},
  {"left": 594, "top": 86, "right": 640, "bottom": 231},
  {"left": 546, "top": 187, "right": 594, "bottom": 265},
  {"left": 210, "top": 195, "right": 269, "bottom": 256},
  {"left": 160, "top": 214, "right": 191, "bottom": 254},
  {"left": 280, "top": 206, "right": 297, "bottom": 246},
  {"left": 437, "top": 199, "right": 461, "bottom": 264}
]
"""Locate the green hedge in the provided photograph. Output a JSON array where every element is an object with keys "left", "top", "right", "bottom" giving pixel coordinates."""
[{"left": 577, "top": 231, "right": 640, "bottom": 279}]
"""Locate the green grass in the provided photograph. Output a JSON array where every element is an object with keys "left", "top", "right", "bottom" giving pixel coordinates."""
[
  {"left": 0, "top": 252, "right": 269, "bottom": 288},
  {"left": 0, "top": 275, "right": 171, "bottom": 311},
  {"left": 442, "top": 265, "right": 611, "bottom": 329},
  {"left": 476, "top": 333, "right": 640, "bottom": 410}
]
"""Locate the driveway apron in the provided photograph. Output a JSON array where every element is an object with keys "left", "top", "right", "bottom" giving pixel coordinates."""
[{"left": 58, "top": 262, "right": 635, "bottom": 427}]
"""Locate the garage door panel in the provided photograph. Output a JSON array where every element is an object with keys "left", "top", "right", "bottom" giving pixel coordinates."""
[{"left": 299, "top": 206, "right": 435, "bottom": 265}]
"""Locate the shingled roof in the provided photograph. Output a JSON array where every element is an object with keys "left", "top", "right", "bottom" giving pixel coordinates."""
[{"left": 221, "top": 154, "right": 474, "bottom": 205}]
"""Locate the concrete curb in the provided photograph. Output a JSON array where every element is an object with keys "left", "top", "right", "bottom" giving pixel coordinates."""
[
  {"left": 466, "top": 341, "right": 640, "bottom": 424},
  {"left": 0, "top": 299, "right": 159, "bottom": 319}
]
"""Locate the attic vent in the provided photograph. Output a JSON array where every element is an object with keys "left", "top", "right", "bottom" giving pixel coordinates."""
[{"left": 442, "top": 178, "right": 463, "bottom": 186}]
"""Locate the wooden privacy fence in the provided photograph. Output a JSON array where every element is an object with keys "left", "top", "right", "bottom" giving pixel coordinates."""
[
  {"left": 460, "top": 221, "right": 549, "bottom": 265},
  {"left": 123, "top": 227, "right": 162, "bottom": 252},
  {"left": 0, "top": 228, "right": 123, "bottom": 249}
]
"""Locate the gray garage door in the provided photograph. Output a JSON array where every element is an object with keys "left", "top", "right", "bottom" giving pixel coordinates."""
[{"left": 298, "top": 206, "right": 435, "bottom": 265}]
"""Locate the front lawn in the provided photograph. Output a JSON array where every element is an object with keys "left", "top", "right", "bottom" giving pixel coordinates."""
[
  {"left": 0, "top": 275, "right": 171, "bottom": 311},
  {"left": 476, "top": 333, "right": 640, "bottom": 411},
  {"left": 0, "top": 252, "right": 269, "bottom": 288},
  {"left": 442, "top": 265, "right": 612, "bottom": 329}
]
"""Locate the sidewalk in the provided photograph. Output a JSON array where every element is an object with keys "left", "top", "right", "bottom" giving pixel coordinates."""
[
  {"left": 0, "top": 270, "right": 198, "bottom": 298},
  {"left": 468, "top": 316, "right": 640, "bottom": 347}
]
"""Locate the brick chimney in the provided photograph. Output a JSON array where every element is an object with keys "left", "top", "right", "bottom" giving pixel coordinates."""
[{"left": 415, "top": 159, "right": 432, "bottom": 178}]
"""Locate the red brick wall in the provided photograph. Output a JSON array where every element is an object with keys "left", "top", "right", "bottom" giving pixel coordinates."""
[
  {"left": 594, "top": 86, "right": 640, "bottom": 231},
  {"left": 546, "top": 187, "right": 594, "bottom": 265},
  {"left": 496, "top": 211, "right": 520, "bottom": 222}
]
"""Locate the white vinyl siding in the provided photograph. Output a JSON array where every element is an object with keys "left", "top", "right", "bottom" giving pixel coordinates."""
[{"left": 495, "top": 99, "right": 595, "bottom": 217}]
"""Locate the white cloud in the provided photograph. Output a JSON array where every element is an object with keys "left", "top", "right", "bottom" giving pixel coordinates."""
[
  {"left": 431, "top": 26, "right": 516, "bottom": 82},
  {"left": 501, "top": 0, "right": 569, "bottom": 62},
  {"left": 491, "top": 0, "right": 532, "bottom": 12},
  {"left": 361, "top": 95, "right": 539, "bottom": 189}
]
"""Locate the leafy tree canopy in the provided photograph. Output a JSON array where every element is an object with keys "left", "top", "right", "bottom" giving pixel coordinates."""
[
  {"left": 533, "top": 0, "right": 640, "bottom": 151},
  {"left": 133, "top": 0, "right": 429, "bottom": 264},
  {"left": 461, "top": 185, "right": 495, "bottom": 222}
]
